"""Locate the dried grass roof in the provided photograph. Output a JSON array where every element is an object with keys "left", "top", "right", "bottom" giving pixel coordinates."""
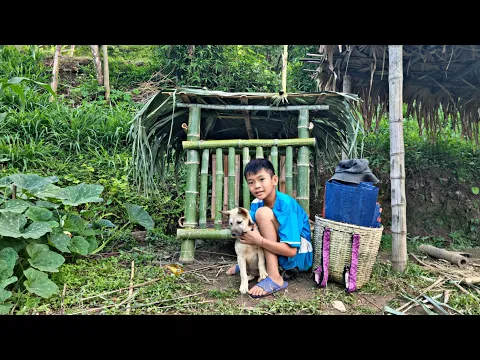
[
  {"left": 303, "top": 45, "right": 480, "bottom": 143},
  {"left": 129, "top": 86, "right": 361, "bottom": 194}
]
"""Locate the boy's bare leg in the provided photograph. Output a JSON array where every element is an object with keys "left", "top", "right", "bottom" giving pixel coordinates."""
[{"left": 248, "top": 207, "right": 284, "bottom": 297}]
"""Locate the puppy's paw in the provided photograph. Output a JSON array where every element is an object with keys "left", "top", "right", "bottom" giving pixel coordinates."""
[
  {"left": 258, "top": 271, "right": 268, "bottom": 281},
  {"left": 239, "top": 283, "right": 249, "bottom": 294}
]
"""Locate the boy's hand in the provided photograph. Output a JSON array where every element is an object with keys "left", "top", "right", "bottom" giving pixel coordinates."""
[{"left": 239, "top": 225, "right": 262, "bottom": 246}]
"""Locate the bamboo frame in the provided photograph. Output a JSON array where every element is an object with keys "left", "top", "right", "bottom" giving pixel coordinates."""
[
  {"left": 215, "top": 148, "right": 223, "bottom": 230},
  {"left": 285, "top": 146, "right": 293, "bottom": 197},
  {"left": 198, "top": 149, "right": 209, "bottom": 229},
  {"left": 242, "top": 147, "right": 250, "bottom": 209},
  {"left": 182, "top": 138, "right": 315, "bottom": 150},
  {"left": 176, "top": 103, "right": 329, "bottom": 111},
  {"left": 228, "top": 147, "right": 236, "bottom": 210}
]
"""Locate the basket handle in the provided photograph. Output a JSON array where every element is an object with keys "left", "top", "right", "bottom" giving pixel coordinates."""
[
  {"left": 313, "top": 227, "right": 330, "bottom": 287},
  {"left": 343, "top": 233, "right": 360, "bottom": 293}
]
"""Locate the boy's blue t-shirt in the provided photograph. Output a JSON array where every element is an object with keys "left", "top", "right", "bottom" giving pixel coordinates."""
[{"left": 249, "top": 190, "right": 313, "bottom": 271}]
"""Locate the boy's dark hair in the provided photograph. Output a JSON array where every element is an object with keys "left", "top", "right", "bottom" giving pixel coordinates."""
[{"left": 244, "top": 158, "right": 275, "bottom": 178}]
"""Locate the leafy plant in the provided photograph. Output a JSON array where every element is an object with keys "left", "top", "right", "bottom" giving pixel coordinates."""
[{"left": 0, "top": 173, "right": 153, "bottom": 313}]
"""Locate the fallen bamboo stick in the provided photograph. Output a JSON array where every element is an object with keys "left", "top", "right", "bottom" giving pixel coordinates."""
[
  {"left": 418, "top": 244, "right": 469, "bottom": 268},
  {"left": 126, "top": 260, "right": 135, "bottom": 314},
  {"left": 461, "top": 277, "right": 480, "bottom": 286}
]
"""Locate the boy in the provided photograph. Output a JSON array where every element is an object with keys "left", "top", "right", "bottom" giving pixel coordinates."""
[{"left": 226, "top": 158, "right": 313, "bottom": 298}]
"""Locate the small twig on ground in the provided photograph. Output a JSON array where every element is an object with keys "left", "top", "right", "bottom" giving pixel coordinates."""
[
  {"left": 195, "top": 250, "right": 236, "bottom": 258},
  {"left": 121, "top": 292, "right": 205, "bottom": 310},
  {"left": 126, "top": 260, "right": 135, "bottom": 314},
  {"left": 60, "top": 283, "right": 67, "bottom": 315},
  {"left": 358, "top": 294, "right": 383, "bottom": 312},
  {"left": 448, "top": 280, "right": 480, "bottom": 301},
  {"left": 395, "top": 276, "right": 445, "bottom": 312},
  {"left": 81, "top": 277, "right": 163, "bottom": 301},
  {"left": 71, "top": 292, "right": 138, "bottom": 315}
]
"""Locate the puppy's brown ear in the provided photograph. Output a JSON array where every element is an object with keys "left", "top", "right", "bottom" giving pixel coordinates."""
[
  {"left": 219, "top": 210, "right": 231, "bottom": 217},
  {"left": 238, "top": 207, "right": 249, "bottom": 216}
]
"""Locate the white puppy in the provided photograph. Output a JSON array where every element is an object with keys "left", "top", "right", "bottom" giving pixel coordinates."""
[{"left": 220, "top": 207, "right": 268, "bottom": 294}]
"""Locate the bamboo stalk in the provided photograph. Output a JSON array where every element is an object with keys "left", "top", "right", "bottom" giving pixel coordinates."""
[
  {"left": 235, "top": 154, "right": 240, "bottom": 207},
  {"left": 177, "top": 228, "right": 234, "bottom": 240},
  {"left": 215, "top": 148, "right": 223, "bottom": 230},
  {"left": 389, "top": 45, "right": 407, "bottom": 272},
  {"left": 279, "top": 155, "right": 286, "bottom": 193},
  {"left": 242, "top": 147, "right": 251, "bottom": 209},
  {"left": 211, "top": 155, "right": 216, "bottom": 216},
  {"left": 183, "top": 138, "right": 315, "bottom": 150},
  {"left": 176, "top": 103, "right": 329, "bottom": 111},
  {"left": 223, "top": 155, "right": 228, "bottom": 211},
  {"left": 297, "top": 108, "right": 310, "bottom": 215},
  {"left": 228, "top": 147, "right": 236, "bottom": 210},
  {"left": 271, "top": 145, "right": 278, "bottom": 178},
  {"left": 199, "top": 149, "right": 210, "bottom": 229},
  {"left": 285, "top": 146, "right": 293, "bottom": 197},
  {"left": 180, "top": 107, "right": 201, "bottom": 262},
  {"left": 256, "top": 146, "right": 264, "bottom": 159}
]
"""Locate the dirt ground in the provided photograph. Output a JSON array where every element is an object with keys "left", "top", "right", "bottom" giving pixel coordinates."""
[{"left": 173, "top": 240, "right": 480, "bottom": 315}]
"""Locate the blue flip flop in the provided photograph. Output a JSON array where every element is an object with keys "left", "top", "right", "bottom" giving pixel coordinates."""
[
  {"left": 249, "top": 276, "right": 288, "bottom": 298},
  {"left": 227, "top": 264, "right": 240, "bottom": 275}
]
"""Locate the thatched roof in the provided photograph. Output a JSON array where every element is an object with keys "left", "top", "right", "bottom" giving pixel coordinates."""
[
  {"left": 129, "top": 86, "right": 361, "bottom": 194},
  {"left": 303, "top": 45, "right": 480, "bottom": 142}
]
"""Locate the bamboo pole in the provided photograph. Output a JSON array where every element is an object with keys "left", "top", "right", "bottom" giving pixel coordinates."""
[
  {"left": 211, "top": 155, "right": 216, "bottom": 216},
  {"left": 256, "top": 146, "right": 264, "bottom": 159},
  {"left": 297, "top": 108, "right": 310, "bottom": 215},
  {"left": 228, "top": 147, "right": 236, "bottom": 210},
  {"left": 242, "top": 147, "right": 251, "bottom": 209},
  {"left": 176, "top": 103, "right": 329, "bottom": 111},
  {"left": 271, "top": 145, "right": 278, "bottom": 178},
  {"left": 199, "top": 149, "right": 210, "bottom": 229},
  {"left": 235, "top": 154, "right": 240, "bottom": 207},
  {"left": 179, "top": 107, "right": 201, "bottom": 262},
  {"left": 177, "top": 228, "right": 234, "bottom": 240},
  {"left": 102, "top": 45, "right": 110, "bottom": 102},
  {"left": 215, "top": 148, "right": 224, "bottom": 230},
  {"left": 51, "top": 45, "right": 62, "bottom": 96},
  {"left": 389, "top": 45, "right": 407, "bottom": 273},
  {"left": 223, "top": 155, "right": 228, "bottom": 211},
  {"left": 279, "top": 155, "right": 286, "bottom": 193},
  {"left": 183, "top": 138, "right": 315, "bottom": 150},
  {"left": 285, "top": 146, "right": 293, "bottom": 197}
]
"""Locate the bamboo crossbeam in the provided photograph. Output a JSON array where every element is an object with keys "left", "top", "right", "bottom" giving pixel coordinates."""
[
  {"left": 176, "top": 103, "right": 329, "bottom": 111},
  {"left": 177, "top": 228, "right": 234, "bottom": 240},
  {"left": 183, "top": 138, "right": 315, "bottom": 150}
]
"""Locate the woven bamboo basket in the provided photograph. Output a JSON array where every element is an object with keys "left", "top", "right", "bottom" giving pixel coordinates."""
[{"left": 313, "top": 215, "right": 383, "bottom": 289}]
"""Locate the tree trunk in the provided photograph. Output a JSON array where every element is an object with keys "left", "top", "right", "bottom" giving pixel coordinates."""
[
  {"left": 388, "top": 45, "right": 407, "bottom": 273},
  {"left": 102, "top": 45, "right": 110, "bottom": 101},
  {"left": 51, "top": 45, "right": 62, "bottom": 96},
  {"left": 90, "top": 45, "right": 104, "bottom": 85},
  {"left": 69, "top": 45, "right": 75, "bottom": 56}
]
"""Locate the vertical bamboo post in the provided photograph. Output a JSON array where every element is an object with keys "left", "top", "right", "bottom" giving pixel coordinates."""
[
  {"left": 271, "top": 145, "right": 278, "bottom": 179},
  {"left": 279, "top": 155, "right": 286, "bottom": 193},
  {"left": 243, "top": 147, "right": 251, "bottom": 209},
  {"left": 179, "top": 107, "right": 201, "bottom": 262},
  {"left": 297, "top": 109, "right": 310, "bottom": 216},
  {"left": 228, "top": 147, "right": 236, "bottom": 210},
  {"left": 215, "top": 148, "right": 224, "bottom": 230},
  {"left": 342, "top": 74, "right": 352, "bottom": 160},
  {"left": 211, "top": 155, "right": 216, "bottom": 216},
  {"left": 256, "top": 146, "right": 264, "bottom": 158},
  {"left": 285, "top": 146, "right": 293, "bottom": 197},
  {"left": 389, "top": 45, "right": 407, "bottom": 273},
  {"left": 235, "top": 154, "right": 240, "bottom": 207},
  {"left": 199, "top": 149, "right": 210, "bottom": 229},
  {"left": 292, "top": 157, "right": 297, "bottom": 198}
]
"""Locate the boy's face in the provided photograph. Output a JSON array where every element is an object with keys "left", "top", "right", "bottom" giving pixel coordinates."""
[{"left": 246, "top": 169, "right": 278, "bottom": 201}]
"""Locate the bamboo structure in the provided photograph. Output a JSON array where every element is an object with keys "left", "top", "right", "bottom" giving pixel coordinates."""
[
  {"left": 182, "top": 138, "right": 315, "bottom": 149},
  {"left": 388, "top": 45, "right": 407, "bottom": 272},
  {"left": 228, "top": 147, "right": 236, "bottom": 210},
  {"left": 286, "top": 146, "right": 293, "bottom": 197},
  {"left": 242, "top": 147, "right": 251, "bottom": 209},
  {"left": 179, "top": 107, "right": 200, "bottom": 262},
  {"left": 214, "top": 147, "right": 224, "bottom": 230}
]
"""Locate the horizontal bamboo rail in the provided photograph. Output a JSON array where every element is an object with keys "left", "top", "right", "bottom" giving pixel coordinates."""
[
  {"left": 177, "top": 228, "right": 234, "bottom": 240},
  {"left": 176, "top": 103, "right": 329, "bottom": 111},
  {"left": 183, "top": 138, "right": 315, "bottom": 150}
]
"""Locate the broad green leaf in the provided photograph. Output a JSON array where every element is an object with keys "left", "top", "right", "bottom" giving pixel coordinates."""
[
  {"left": 0, "top": 303, "right": 13, "bottom": 314},
  {"left": 49, "top": 232, "right": 71, "bottom": 253},
  {"left": 46, "top": 220, "right": 59, "bottom": 228},
  {"left": 64, "top": 214, "right": 87, "bottom": 232},
  {"left": 78, "top": 228, "right": 96, "bottom": 237},
  {"left": 6, "top": 77, "right": 56, "bottom": 97},
  {"left": 0, "top": 212, "right": 27, "bottom": 238},
  {"left": 29, "top": 183, "right": 62, "bottom": 199},
  {"left": 25, "top": 206, "right": 53, "bottom": 221},
  {"left": 93, "top": 219, "right": 116, "bottom": 228},
  {"left": 69, "top": 236, "right": 89, "bottom": 255},
  {"left": 7, "top": 173, "right": 58, "bottom": 191},
  {"left": 23, "top": 267, "right": 59, "bottom": 298},
  {"left": 0, "top": 199, "right": 31, "bottom": 213},
  {"left": 27, "top": 243, "right": 65, "bottom": 272},
  {"left": 125, "top": 203, "right": 154, "bottom": 230},
  {"left": 58, "top": 183, "right": 104, "bottom": 207},
  {"left": 0, "top": 247, "right": 18, "bottom": 279},
  {"left": 35, "top": 200, "right": 59, "bottom": 209},
  {"left": 21, "top": 221, "right": 52, "bottom": 239},
  {"left": 0, "top": 288, "right": 13, "bottom": 302},
  {"left": 0, "top": 275, "right": 18, "bottom": 289},
  {"left": 472, "top": 187, "right": 479, "bottom": 195},
  {"left": 86, "top": 236, "right": 98, "bottom": 254},
  {"left": 0, "top": 237, "right": 26, "bottom": 252}
]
